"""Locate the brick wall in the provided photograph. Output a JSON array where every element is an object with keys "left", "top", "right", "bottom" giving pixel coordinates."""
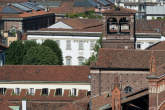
[
  {"left": 149, "top": 79, "right": 165, "bottom": 110},
  {"left": 102, "top": 40, "right": 135, "bottom": 49},
  {"left": 4, "top": 21, "right": 22, "bottom": 32},
  {"left": 91, "top": 70, "right": 149, "bottom": 96},
  {"left": 3, "top": 14, "right": 55, "bottom": 33}
]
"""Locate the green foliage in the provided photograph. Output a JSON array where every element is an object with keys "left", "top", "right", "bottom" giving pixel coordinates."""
[
  {"left": 6, "top": 40, "right": 62, "bottom": 65},
  {"left": 23, "top": 45, "right": 59, "bottom": 65},
  {"left": 6, "top": 41, "right": 24, "bottom": 64},
  {"left": 23, "top": 40, "right": 39, "bottom": 55},
  {"left": 42, "top": 39, "right": 63, "bottom": 65},
  {"left": 83, "top": 36, "right": 102, "bottom": 65},
  {"left": 66, "top": 11, "right": 102, "bottom": 19},
  {"left": 152, "top": 17, "right": 155, "bottom": 20},
  {"left": 157, "top": 17, "right": 162, "bottom": 20},
  {"left": 83, "top": 54, "right": 97, "bottom": 65}
]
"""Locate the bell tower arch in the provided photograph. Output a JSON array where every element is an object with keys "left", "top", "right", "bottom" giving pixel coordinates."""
[{"left": 102, "top": 7, "right": 136, "bottom": 49}]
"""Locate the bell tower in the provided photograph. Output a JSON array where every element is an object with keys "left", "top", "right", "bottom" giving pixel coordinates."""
[{"left": 102, "top": 7, "right": 136, "bottom": 49}]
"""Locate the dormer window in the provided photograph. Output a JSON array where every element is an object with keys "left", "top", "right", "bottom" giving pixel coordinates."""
[
  {"left": 29, "top": 88, "right": 35, "bottom": 95},
  {"left": 15, "top": 88, "right": 20, "bottom": 95},
  {"left": 42, "top": 88, "right": 48, "bottom": 96},
  {"left": 0, "top": 88, "right": 6, "bottom": 95},
  {"left": 71, "top": 88, "right": 77, "bottom": 96},
  {"left": 55, "top": 88, "right": 62, "bottom": 96},
  {"left": 124, "top": 86, "right": 133, "bottom": 93}
]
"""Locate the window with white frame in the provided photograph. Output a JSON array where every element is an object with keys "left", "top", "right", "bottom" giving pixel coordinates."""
[
  {"left": 29, "top": 88, "right": 35, "bottom": 95},
  {"left": 78, "top": 57, "right": 84, "bottom": 65},
  {"left": 90, "top": 41, "right": 95, "bottom": 50},
  {"left": 124, "top": 86, "right": 133, "bottom": 93},
  {"left": 66, "top": 56, "right": 72, "bottom": 65},
  {"left": 66, "top": 40, "right": 71, "bottom": 50},
  {"left": 71, "top": 88, "right": 77, "bottom": 96},
  {"left": 136, "top": 43, "right": 141, "bottom": 49},
  {"left": 15, "top": 88, "right": 20, "bottom": 95},
  {"left": 0, "top": 88, "right": 6, "bottom": 95},
  {"left": 42, "top": 88, "right": 48, "bottom": 95},
  {"left": 55, "top": 88, "right": 62, "bottom": 96},
  {"left": 79, "top": 41, "right": 84, "bottom": 50}
]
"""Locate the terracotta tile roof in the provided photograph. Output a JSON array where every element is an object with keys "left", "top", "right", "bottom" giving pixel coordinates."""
[
  {"left": 57, "top": 96, "right": 90, "bottom": 110},
  {"left": 1, "top": 10, "right": 54, "bottom": 18},
  {"left": 57, "top": 18, "right": 103, "bottom": 29},
  {"left": 136, "top": 20, "right": 165, "bottom": 33},
  {"left": 41, "top": 24, "right": 103, "bottom": 32},
  {"left": 0, "top": 6, "right": 3, "bottom": 12},
  {"left": 0, "top": 0, "right": 27, "bottom": 3},
  {"left": 102, "top": 6, "right": 136, "bottom": 14},
  {"left": 0, "top": 98, "right": 11, "bottom": 110},
  {"left": 56, "top": 103, "right": 84, "bottom": 110},
  {"left": 147, "top": 41, "right": 165, "bottom": 50},
  {"left": 0, "top": 88, "right": 89, "bottom": 110},
  {"left": 42, "top": 18, "right": 103, "bottom": 32},
  {"left": 91, "top": 88, "right": 148, "bottom": 110},
  {"left": 0, "top": 0, "right": 28, "bottom": 6},
  {"left": 152, "top": 63, "right": 165, "bottom": 77},
  {"left": 50, "top": 1, "right": 94, "bottom": 14},
  {"left": 0, "top": 65, "right": 90, "bottom": 82},
  {"left": 91, "top": 48, "right": 165, "bottom": 69}
]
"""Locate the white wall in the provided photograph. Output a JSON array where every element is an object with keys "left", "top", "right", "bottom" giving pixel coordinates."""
[
  {"left": 27, "top": 35, "right": 99, "bottom": 65},
  {"left": 147, "top": 16, "right": 164, "bottom": 20},
  {"left": 0, "top": 83, "right": 90, "bottom": 95},
  {"left": 48, "top": 22, "right": 72, "bottom": 29},
  {"left": 136, "top": 36, "right": 165, "bottom": 49}
]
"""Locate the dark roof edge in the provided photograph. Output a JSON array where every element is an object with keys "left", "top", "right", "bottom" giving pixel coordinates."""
[
  {"left": 0, "top": 80, "right": 90, "bottom": 84},
  {"left": 146, "top": 73, "right": 165, "bottom": 79},
  {"left": 90, "top": 67, "right": 149, "bottom": 71}
]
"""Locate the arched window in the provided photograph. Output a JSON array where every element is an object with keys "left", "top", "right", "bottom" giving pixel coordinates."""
[
  {"left": 124, "top": 86, "right": 132, "bottom": 93},
  {"left": 119, "top": 17, "right": 130, "bottom": 34},
  {"left": 107, "top": 17, "right": 118, "bottom": 34},
  {"left": 78, "top": 57, "right": 84, "bottom": 65},
  {"left": 66, "top": 56, "right": 72, "bottom": 65}
]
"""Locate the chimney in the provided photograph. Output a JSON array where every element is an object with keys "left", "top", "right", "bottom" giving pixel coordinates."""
[{"left": 22, "top": 99, "right": 26, "bottom": 110}]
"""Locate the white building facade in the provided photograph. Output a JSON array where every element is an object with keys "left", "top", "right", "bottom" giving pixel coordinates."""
[
  {"left": 27, "top": 31, "right": 101, "bottom": 65},
  {"left": 135, "top": 33, "right": 165, "bottom": 49}
]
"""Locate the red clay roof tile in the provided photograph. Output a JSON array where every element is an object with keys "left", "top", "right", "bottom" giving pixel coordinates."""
[
  {"left": 0, "top": 65, "right": 90, "bottom": 82},
  {"left": 91, "top": 48, "right": 165, "bottom": 69},
  {"left": 147, "top": 41, "right": 165, "bottom": 50}
]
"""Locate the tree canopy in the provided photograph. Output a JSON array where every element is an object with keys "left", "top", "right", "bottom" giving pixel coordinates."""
[
  {"left": 23, "top": 45, "right": 59, "bottom": 65},
  {"left": 6, "top": 41, "right": 24, "bottom": 64},
  {"left": 5, "top": 40, "right": 63, "bottom": 65},
  {"left": 42, "top": 39, "right": 63, "bottom": 65},
  {"left": 66, "top": 11, "right": 102, "bottom": 19}
]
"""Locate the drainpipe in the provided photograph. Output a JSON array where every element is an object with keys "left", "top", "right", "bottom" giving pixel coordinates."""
[{"left": 22, "top": 99, "right": 26, "bottom": 110}]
